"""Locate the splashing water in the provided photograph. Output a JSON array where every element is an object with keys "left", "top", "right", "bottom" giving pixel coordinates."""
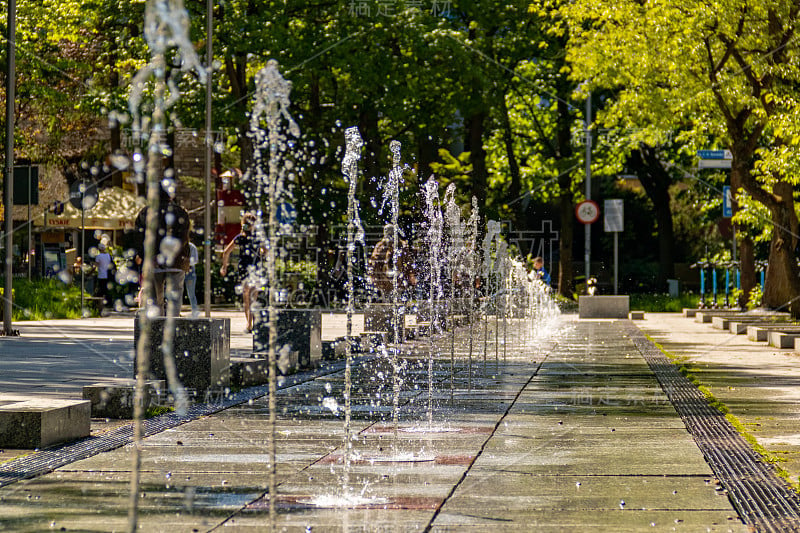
[
  {"left": 465, "top": 197, "right": 480, "bottom": 389},
  {"left": 380, "top": 140, "right": 405, "bottom": 440},
  {"left": 341, "top": 126, "right": 365, "bottom": 495},
  {"left": 127, "top": 1, "right": 205, "bottom": 531},
  {"left": 248, "top": 59, "right": 300, "bottom": 529},
  {"left": 422, "top": 176, "right": 443, "bottom": 426},
  {"left": 481, "top": 220, "right": 501, "bottom": 364},
  {"left": 443, "top": 184, "right": 465, "bottom": 395}
]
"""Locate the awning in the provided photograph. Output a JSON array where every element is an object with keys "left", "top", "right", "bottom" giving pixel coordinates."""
[{"left": 34, "top": 187, "right": 143, "bottom": 231}]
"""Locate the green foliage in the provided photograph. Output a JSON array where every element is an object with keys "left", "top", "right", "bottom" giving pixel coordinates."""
[
  {"left": 747, "top": 284, "right": 764, "bottom": 310},
  {"left": 145, "top": 405, "right": 174, "bottom": 418},
  {"left": 2, "top": 278, "right": 83, "bottom": 320}
]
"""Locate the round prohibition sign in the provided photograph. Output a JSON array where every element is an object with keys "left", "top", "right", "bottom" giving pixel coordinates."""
[{"left": 575, "top": 200, "right": 600, "bottom": 224}]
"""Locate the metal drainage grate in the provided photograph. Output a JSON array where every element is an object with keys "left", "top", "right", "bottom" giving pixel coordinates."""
[
  {"left": 623, "top": 321, "right": 800, "bottom": 533},
  {"left": 0, "top": 359, "right": 351, "bottom": 489}
]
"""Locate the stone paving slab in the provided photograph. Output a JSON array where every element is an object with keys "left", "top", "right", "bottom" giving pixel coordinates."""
[{"left": 0, "top": 314, "right": 767, "bottom": 531}]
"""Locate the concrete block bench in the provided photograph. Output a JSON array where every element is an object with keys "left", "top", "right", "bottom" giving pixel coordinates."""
[
  {"left": 578, "top": 296, "right": 629, "bottom": 319},
  {"left": 747, "top": 325, "right": 800, "bottom": 342},
  {"left": 253, "top": 309, "right": 322, "bottom": 369},
  {"left": 82, "top": 379, "right": 165, "bottom": 419},
  {"left": 230, "top": 357, "right": 269, "bottom": 387},
  {"left": 134, "top": 316, "right": 230, "bottom": 395},
  {"left": 694, "top": 310, "right": 741, "bottom": 323},
  {"left": 722, "top": 317, "right": 794, "bottom": 334},
  {"left": 768, "top": 331, "right": 800, "bottom": 349},
  {"left": 0, "top": 394, "right": 90, "bottom": 448}
]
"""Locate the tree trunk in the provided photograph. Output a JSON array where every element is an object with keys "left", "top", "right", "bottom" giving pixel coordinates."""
[
  {"left": 557, "top": 184, "right": 574, "bottom": 298},
  {"left": 555, "top": 95, "right": 574, "bottom": 298},
  {"left": 499, "top": 94, "right": 521, "bottom": 219},
  {"left": 357, "top": 106, "right": 380, "bottom": 200},
  {"left": 628, "top": 146, "right": 675, "bottom": 286},
  {"left": 465, "top": 111, "right": 487, "bottom": 216},
  {"left": 224, "top": 54, "right": 251, "bottom": 172},
  {"left": 730, "top": 154, "right": 758, "bottom": 308},
  {"left": 762, "top": 181, "right": 800, "bottom": 316}
]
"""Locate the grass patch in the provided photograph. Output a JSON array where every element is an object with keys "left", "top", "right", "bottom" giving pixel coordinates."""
[
  {"left": 145, "top": 405, "right": 174, "bottom": 418},
  {"left": 2, "top": 278, "right": 84, "bottom": 321},
  {"left": 630, "top": 293, "right": 701, "bottom": 312}
]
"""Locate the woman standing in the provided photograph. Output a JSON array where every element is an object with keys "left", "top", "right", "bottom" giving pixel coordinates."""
[{"left": 220, "top": 213, "right": 259, "bottom": 332}]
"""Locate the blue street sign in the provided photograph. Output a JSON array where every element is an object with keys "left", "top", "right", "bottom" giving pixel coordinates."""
[
  {"left": 277, "top": 202, "right": 297, "bottom": 225},
  {"left": 722, "top": 185, "right": 732, "bottom": 217},
  {"left": 698, "top": 149, "right": 732, "bottom": 160}
]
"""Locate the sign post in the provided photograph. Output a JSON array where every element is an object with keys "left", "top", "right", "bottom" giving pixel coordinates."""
[
  {"left": 604, "top": 199, "right": 624, "bottom": 295},
  {"left": 69, "top": 180, "right": 98, "bottom": 317}
]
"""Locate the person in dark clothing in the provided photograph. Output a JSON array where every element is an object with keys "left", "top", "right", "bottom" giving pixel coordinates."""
[
  {"left": 220, "top": 213, "right": 261, "bottom": 332},
  {"left": 134, "top": 187, "right": 191, "bottom": 316}
]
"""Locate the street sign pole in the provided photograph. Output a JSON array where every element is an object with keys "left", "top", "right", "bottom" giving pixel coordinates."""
[
  {"left": 584, "top": 93, "right": 592, "bottom": 283},
  {"left": 604, "top": 199, "right": 624, "bottom": 295},
  {"left": 614, "top": 233, "right": 618, "bottom": 295}
]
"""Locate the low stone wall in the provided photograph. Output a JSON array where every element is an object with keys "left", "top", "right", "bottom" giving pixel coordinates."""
[{"left": 578, "top": 295, "right": 630, "bottom": 319}]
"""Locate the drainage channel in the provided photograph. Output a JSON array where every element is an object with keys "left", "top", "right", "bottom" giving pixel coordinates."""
[
  {"left": 624, "top": 321, "right": 800, "bottom": 532},
  {"left": 0, "top": 358, "right": 356, "bottom": 489}
]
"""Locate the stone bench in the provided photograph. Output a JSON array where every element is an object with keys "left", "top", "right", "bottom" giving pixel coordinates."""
[
  {"left": 253, "top": 309, "right": 322, "bottom": 369},
  {"left": 578, "top": 296, "right": 629, "bottom": 319},
  {"left": 694, "top": 310, "right": 741, "bottom": 323},
  {"left": 718, "top": 316, "right": 793, "bottom": 334},
  {"left": 0, "top": 394, "right": 90, "bottom": 448},
  {"left": 82, "top": 379, "right": 165, "bottom": 419},
  {"left": 230, "top": 357, "right": 269, "bottom": 387},
  {"left": 769, "top": 331, "right": 800, "bottom": 349},
  {"left": 747, "top": 325, "right": 800, "bottom": 342},
  {"left": 134, "top": 316, "right": 230, "bottom": 395}
]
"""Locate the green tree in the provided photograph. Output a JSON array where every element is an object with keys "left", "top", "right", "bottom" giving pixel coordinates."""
[{"left": 563, "top": 0, "right": 800, "bottom": 314}]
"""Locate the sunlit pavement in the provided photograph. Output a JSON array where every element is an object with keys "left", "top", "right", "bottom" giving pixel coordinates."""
[{"left": 2, "top": 312, "right": 796, "bottom": 530}]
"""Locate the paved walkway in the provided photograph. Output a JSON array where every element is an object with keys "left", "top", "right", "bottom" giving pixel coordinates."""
[{"left": 0, "top": 312, "right": 797, "bottom": 531}]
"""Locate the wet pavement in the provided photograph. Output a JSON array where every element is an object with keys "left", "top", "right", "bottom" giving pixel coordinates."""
[{"left": 0, "top": 311, "right": 796, "bottom": 531}]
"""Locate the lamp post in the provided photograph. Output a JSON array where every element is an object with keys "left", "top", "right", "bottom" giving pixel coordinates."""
[
  {"left": 204, "top": 0, "right": 213, "bottom": 317},
  {"left": 3, "top": 0, "right": 16, "bottom": 335}
]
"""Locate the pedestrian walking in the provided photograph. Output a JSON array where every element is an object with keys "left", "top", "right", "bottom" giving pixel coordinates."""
[{"left": 185, "top": 241, "right": 200, "bottom": 317}]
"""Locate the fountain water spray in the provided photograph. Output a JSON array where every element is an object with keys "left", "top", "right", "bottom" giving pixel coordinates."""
[
  {"left": 481, "top": 220, "right": 501, "bottom": 367},
  {"left": 422, "top": 176, "right": 443, "bottom": 426},
  {"left": 126, "top": 1, "right": 205, "bottom": 531},
  {"left": 443, "top": 184, "right": 464, "bottom": 397},
  {"left": 379, "top": 140, "right": 404, "bottom": 438},
  {"left": 341, "top": 126, "right": 366, "bottom": 493},
  {"left": 493, "top": 237, "right": 508, "bottom": 363},
  {"left": 465, "top": 197, "right": 480, "bottom": 389},
  {"left": 247, "top": 59, "right": 300, "bottom": 528}
]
